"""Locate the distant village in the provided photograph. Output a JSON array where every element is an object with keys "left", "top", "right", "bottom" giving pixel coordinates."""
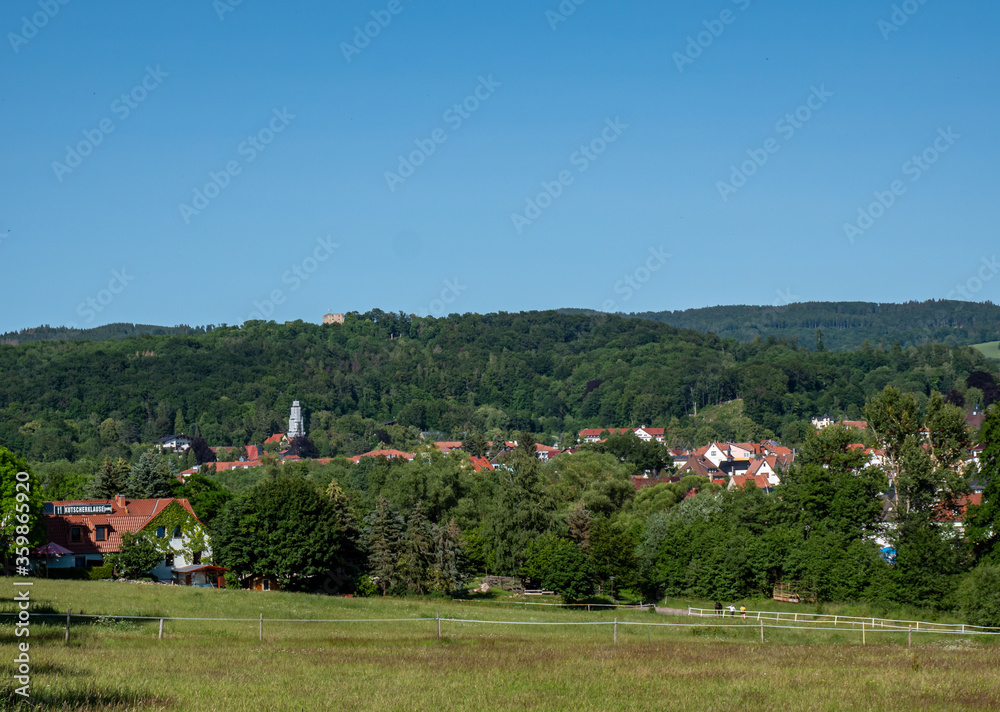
[{"left": 34, "top": 400, "right": 988, "bottom": 589}]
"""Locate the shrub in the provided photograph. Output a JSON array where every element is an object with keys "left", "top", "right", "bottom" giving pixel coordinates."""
[
  {"left": 958, "top": 564, "right": 1000, "bottom": 627},
  {"left": 88, "top": 563, "right": 115, "bottom": 581}
]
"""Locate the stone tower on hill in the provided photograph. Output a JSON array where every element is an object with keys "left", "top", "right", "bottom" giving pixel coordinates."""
[{"left": 287, "top": 401, "right": 304, "bottom": 440}]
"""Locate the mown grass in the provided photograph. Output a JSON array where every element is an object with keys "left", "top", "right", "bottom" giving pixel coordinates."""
[
  {"left": 2, "top": 579, "right": 999, "bottom": 711},
  {"left": 972, "top": 341, "right": 1000, "bottom": 361}
]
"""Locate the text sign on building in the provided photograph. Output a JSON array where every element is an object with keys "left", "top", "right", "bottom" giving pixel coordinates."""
[{"left": 55, "top": 504, "right": 114, "bottom": 515}]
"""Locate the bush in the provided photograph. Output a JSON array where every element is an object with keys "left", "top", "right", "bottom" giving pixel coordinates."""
[
  {"left": 958, "top": 564, "right": 1000, "bottom": 627},
  {"left": 87, "top": 563, "right": 115, "bottom": 580}
]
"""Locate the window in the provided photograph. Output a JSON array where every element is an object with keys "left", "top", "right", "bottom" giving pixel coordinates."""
[
  {"left": 192, "top": 551, "right": 202, "bottom": 564},
  {"left": 172, "top": 526, "right": 181, "bottom": 539},
  {"left": 96, "top": 526, "right": 107, "bottom": 541},
  {"left": 70, "top": 527, "right": 81, "bottom": 543},
  {"left": 164, "top": 553, "right": 174, "bottom": 568},
  {"left": 156, "top": 526, "right": 165, "bottom": 538},
  {"left": 262, "top": 579, "right": 270, "bottom": 591}
]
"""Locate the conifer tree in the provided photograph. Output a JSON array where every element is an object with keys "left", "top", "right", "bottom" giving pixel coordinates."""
[
  {"left": 362, "top": 496, "right": 404, "bottom": 595},
  {"left": 89, "top": 457, "right": 131, "bottom": 498},
  {"left": 127, "top": 451, "right": 173, "bottom": 498}
]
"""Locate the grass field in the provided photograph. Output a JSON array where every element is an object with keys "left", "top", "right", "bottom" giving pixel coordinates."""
[
  {"left": 2, "top": 580, "right": 1000, "bottom": 711},
  {"left": 972, "top": 341, "right": 1000, "bottom": 360}
]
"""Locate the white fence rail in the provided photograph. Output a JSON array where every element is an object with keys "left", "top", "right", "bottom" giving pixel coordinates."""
[
  {"left": 3, "top": 610, "right": 999, "bottom": 646},
  {"left": 686, "top": 607, "right": 1000, "bottom": 634}
]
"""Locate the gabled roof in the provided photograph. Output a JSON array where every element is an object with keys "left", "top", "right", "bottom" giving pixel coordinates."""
[
  {"left": 469, "top": 456, "right": 494, "bottom": 472},
  {"left": 263, "top": 433, "right": 286, "bottom": 444},
  {"left": 435, "top": 441, "right": 464, "bottom": 453},
  {"left": 729, "top": 474, "right": 773, "bottom": 491},
  {"left": 43, "top": 498, "right": 201, "bottom": 556},
  {"left": 347, "top": 449, "right": 415, "bottom": 464}
]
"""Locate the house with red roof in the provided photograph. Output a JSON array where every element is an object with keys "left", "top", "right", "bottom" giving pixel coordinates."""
[
  {"left": 263, "top": 433, "right": 288, "bottom": 446},
  {"left": 40, "top": 496, "right": 210, "bottom": 581},
  {"left": 577, "top": 428, "right": 630, "bottom": 443},
  {"left": 347, "top": 449, "right": 416, "bottom": 464},
  {"left": 633, "top": 427, "right": 666, "bottom": 443},
  {"left": 434, "top": 441, "right": 465, "bottom": 453}
]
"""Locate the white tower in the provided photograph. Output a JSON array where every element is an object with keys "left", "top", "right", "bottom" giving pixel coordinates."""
[{"left": 288, "top": 401, "right": 304, "bottom": 439}]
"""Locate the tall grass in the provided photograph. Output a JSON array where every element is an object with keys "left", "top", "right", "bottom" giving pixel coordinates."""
[{"left": 2, "top": 579, "right": 999, "bottom": 711}]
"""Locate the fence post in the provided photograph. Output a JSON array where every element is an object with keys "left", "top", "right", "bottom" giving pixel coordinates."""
[
  {"left": 908, "top": 626, "right": 912, "bottom": 648},
  {"left": 687, "top": 606, "right": 691, "bottom": 616},
  {"left": 962, "top": 624, "right": 965, "bottom": 634},
  {"left": 436, "top": 612, "right": 441, "bottom": 640},
  {"left": 862, "top": 622, "right": 865, "bottom": 646},
  {"left": 158, "top": 618, "right": 164, "bottom": 640},
  {"left": 614, "top": 618, "right": 618, "bottom": 644},
  {"left": 259, "top": 613, "right": 263, "bottom": 643},
  {"left": 65, "top": 608, "right": 71, "bottom": 644},
  {"left": 760, "top": 620, "right": 764, "bottom": 644},
  {"left": 834, "top": 615, "right": 838, "bottom": 626}
]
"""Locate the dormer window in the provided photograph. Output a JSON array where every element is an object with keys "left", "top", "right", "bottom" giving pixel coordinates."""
[
  {"left": 96, "top": 526, "right": 108, "bottom": 541},
  {"left": 70, "top": 527, "right": 82, "bottom": 543}
]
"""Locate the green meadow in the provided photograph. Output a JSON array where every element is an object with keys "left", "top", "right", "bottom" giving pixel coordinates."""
[
  {"left": 972, "top": 341, "right": 1000, "bottom": 361},
  {"left": 2, "top": 580, "right": 999, "bottom": 711}
]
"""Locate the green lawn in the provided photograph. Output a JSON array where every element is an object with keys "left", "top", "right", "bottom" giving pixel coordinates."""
[
  {"left": 972, "top": 341, "right": 1000, "bottom": 360},
  {"left": 2, "top": 580, "right": 999, "bottom": 711}
]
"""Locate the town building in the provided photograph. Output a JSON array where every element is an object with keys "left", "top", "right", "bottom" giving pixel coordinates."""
[{"left": 40, "top": 497, "right": 210, "bottom": 580}]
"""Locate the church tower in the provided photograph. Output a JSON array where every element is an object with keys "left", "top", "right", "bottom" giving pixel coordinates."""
[{"left": 287, "top": 400, "right": 304, "bottom": 439}]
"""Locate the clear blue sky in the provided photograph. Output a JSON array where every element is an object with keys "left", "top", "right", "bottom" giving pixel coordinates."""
[{"left": 1, "top": 0, "right": 998, "bottom": 332}]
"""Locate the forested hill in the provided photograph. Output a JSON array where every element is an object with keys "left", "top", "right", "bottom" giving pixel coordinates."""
[
  {"left": 0, "top": 323, "right": 208, "bottom": 345},
  {"left": 0, "top": 310, "right": 993, "bottom": 462},
  {"left": 564, "top": 300, "right": 1000, "bottom": 352}
]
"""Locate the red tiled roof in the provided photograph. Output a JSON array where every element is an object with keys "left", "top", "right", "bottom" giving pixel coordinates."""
[
  {"left": 245, "top": 445, "right": 261, "bottom": 461},
  {"left": 347, "top": 449, "right": 415, "bottom": 464},
  {"left": 264, "top": 433, "right": 285, "bottom": 444},
  {"left": 43, "top": 498, "right": 201, "bottom": 556},
  {"left": 469, "top": 456, "right": 494, "bottom": 472},
  {"left": 578, "top": 428, "right": 630, "bottom": 438},
  {"left": 435, "top": 441, "right": 464, "bottom": 453},
  {"left": 730, "top": 474, "right": 773, "bottom": 490},
  {"left": 841, "top": 421, "right": 869, "bottom": 430}
]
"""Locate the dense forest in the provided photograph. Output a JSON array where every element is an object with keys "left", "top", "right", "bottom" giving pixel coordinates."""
[
  {"left": 0, "top": 323, "right": 208, "bottom": 346},
  {"left": 0, "top": 310, "right": 995, "bottom": 465},
  {"left": 594, "top": 300, "right": 1000, "bottom": 351}
]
